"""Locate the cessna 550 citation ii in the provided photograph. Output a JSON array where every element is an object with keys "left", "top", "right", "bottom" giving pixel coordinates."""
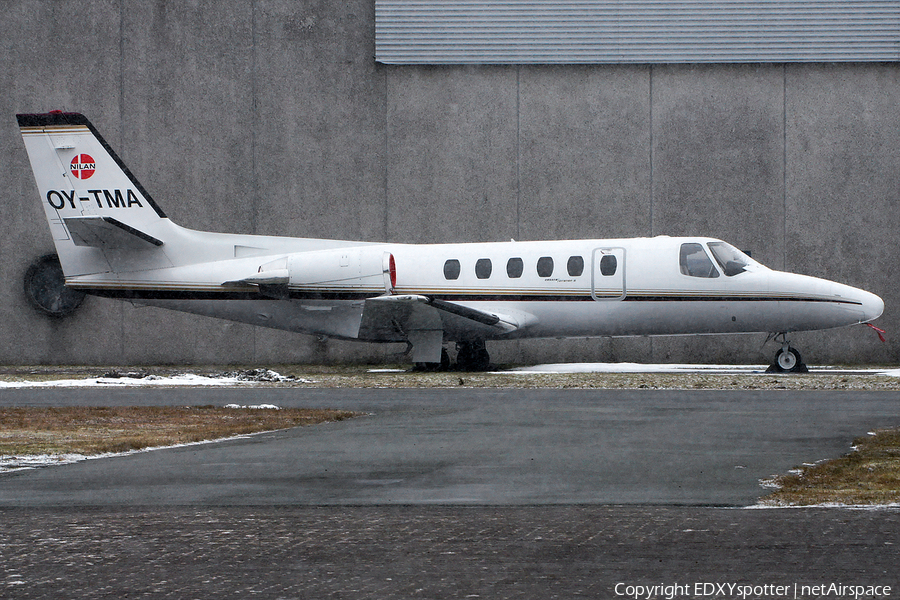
[{"left": 17, "top": 112, "right": 884, "bottom": 372}]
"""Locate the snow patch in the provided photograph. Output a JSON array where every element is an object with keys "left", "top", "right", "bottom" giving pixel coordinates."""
[
  {"left": 0, "top": 423, "right": 282, "bottom": 474},
  {"left": 502, "top": 362, "right": 899, "bottom": 375},
  {"left": 747, "top": 502, "right": 900, "bottom": 511},
  {"left": 502, "top": 362, "right": 767, "bottom": 374},
  {"left": 0, "top": 453, "right": 99, "bottom": 472},
  {"left": 0, "top": 369, "right": 312, "bottom": 388}
]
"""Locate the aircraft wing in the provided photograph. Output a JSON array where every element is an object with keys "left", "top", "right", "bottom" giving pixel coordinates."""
[
  {"left": 362, "top": 295, "right": 521, "bottom": 333},
  {"left": 424, "top": 297, "right": 520, "bottom": 332},
  {"left": 358, "top": 294, "right": 528, "bottom": 362}
]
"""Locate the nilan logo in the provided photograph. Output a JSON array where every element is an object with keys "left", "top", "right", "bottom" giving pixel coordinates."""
[{"left": 70, "top": 154, "right": 96, "bottom": 180}]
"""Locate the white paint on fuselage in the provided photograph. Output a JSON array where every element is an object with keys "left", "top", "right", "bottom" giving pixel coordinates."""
[
  {"left": 99, "top": 235, "right": 882, "bottom": 343},
  {"left": 384, "top": 235, "right": 879, "bottom": 341}
]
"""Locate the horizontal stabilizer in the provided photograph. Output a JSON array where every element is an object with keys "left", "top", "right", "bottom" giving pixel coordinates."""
[{"left": 64, "top": 216, "right": 164, "bottom": 249}]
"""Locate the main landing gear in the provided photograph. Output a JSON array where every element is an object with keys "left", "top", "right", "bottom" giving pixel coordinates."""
[
  {"left": 455, "top": 341, "right": 491, "bottom": 371},
  {"left": 413, "top": 341, "right": 491, "bottom": 372},
  {"left": 766, "top": 334, "right": 809, "bottom": 373}
]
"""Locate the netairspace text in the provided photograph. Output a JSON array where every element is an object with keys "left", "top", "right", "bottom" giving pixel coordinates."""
[{"left": 614, "top": 582, "right": 893, "bottom": 600}]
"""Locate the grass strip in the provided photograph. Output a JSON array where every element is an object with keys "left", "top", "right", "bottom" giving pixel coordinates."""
[
  {"left": 0, "top": 406, "right": 356, "bottom": 456},
  {"left": 762, "top": 428, "right": 900, "bottom": 506}
]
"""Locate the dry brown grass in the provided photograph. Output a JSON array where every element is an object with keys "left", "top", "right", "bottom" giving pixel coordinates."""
[
  {"left": 0, "top": 406, "right": 357, "bottom": 456},
  {"left": 761, "top": 428, "right": 900, "bottom": 506}
]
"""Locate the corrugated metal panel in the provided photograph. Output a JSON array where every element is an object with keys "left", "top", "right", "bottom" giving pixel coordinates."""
[{"left": 375, "top": 1, "right": 900, "bottom": 64}]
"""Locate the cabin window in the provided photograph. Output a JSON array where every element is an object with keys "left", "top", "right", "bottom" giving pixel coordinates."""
[
  {"left": 443, "top": 259, "right": 461, "bottom": 280},
  {"left": 537, "top": 256, "right": 554, "bottom": 277},
  {"left": 475, "top": 258, "right": 492, "bottom": 279},
  {"left": 599, "top": 255, "right": 617, "bottom": 276},
  {"left": 567, "top": 256, "right": 584, "bottom": 277},
  {"left": 507, "top": 257, "right": 524, "bottom": 278},
  {"left": 708, "top": 242, "right": 750, "bottom": 277},
  {"left": 680, "top": 243, "right": 719, "bottom": 278}
]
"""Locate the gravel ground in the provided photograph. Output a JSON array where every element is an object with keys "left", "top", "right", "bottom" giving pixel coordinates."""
[{"left": 2, "top": 364, "right": 900, "bottom": 391}]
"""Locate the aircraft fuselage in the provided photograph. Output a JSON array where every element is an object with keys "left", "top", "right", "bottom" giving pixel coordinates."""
[{"left": 69, "top": 232, "right": 882, "bottom": 344}]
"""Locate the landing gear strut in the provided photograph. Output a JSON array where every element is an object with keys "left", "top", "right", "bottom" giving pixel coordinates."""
[
  {"left": 456, "top": 341, "right": 491, "bottom": 371},
  {"left": 767, "top": 334, "right": 808, "bottom": 373}
]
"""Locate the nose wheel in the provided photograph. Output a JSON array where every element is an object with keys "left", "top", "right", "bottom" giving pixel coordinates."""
[{"left": 767, "top": 336, "right": 808, "bottom": 373}]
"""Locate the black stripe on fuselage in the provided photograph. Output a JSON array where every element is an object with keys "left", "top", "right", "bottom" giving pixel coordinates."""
[
  {"left": 624, "top": 295, "right": 862, "bottom": 305},
  {"left": 428, "top": 294, "right": 862, "bottom": 305},
  {"left": 84, "top": 289, "right": 376, "bottom": 301},
  {"left": 78, "top": 288, "right": 864, "bottom": 306}
]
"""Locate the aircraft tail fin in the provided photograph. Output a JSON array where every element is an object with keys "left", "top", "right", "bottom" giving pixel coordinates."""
[{"left": 17, "top": 111, "right": 173, "bottom": 276}]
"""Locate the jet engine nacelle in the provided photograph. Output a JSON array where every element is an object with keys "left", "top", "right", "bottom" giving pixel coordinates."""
[{"left": 283, "top": 247, "right": 395, "bottom": 294}]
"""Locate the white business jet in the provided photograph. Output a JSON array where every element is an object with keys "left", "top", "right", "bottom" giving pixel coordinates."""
[{"left": 17, "top": 112, "right": 883, "bottom": 372}]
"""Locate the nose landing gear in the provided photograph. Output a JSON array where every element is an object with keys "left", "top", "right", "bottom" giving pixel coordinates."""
[{"left": 767, "top": 334, "right": 808, "bottom": 373}]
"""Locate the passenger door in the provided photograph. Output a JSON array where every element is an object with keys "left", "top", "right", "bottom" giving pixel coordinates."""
[{"left": 591, "top": 247, "right": 625, "bottom": 300}]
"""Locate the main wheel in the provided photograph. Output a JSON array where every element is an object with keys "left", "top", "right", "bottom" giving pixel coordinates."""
[
  {"left": 456, "top": 341, "right": 490, "bottom": 371},
  {"left": 471, "top": 347, "right": 490, "bottom": 371},
  {"left": 774, "top": 347, "right": 802, "bottom": 372}
]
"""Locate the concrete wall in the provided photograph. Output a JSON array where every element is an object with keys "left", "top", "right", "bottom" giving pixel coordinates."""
[{"left": 2, "top": 0, "right": 898, "bottom": 366}]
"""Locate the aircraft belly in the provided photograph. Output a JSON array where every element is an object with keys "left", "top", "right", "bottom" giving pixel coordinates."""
[
  {"left": 474, "top": 299, "right": 862, "bottom": 339},
  {"left": 604, "top": 301, "right": 854, "bottom": 336},
  {"left": 764, "top": 301, "right": 867, "bottom": 332},
  {"left": 462, "top": 301, "right": 734, "bottom": 339},
  {"left": 123, "top": 296, "right": 865, "bottom": 345},
  {"left": 134, "top": 298, "right": 365, "bottom": 340}
]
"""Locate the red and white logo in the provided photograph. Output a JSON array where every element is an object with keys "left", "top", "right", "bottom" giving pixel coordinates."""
[{"left": 70, "top": 154, "right": 96, "bottom": 179}]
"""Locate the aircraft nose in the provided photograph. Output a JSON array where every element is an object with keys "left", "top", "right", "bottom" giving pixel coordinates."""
[
  {"left": 859, "top": 289, "right": 885, "bottom": 323},
  {"left": 839, "top": 283, "right": 884, "bottom": 323}
]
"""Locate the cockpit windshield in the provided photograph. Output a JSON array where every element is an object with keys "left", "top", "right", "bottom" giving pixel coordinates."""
[
  {"left": 707, "top": 242, "right": 753, "bottom": 277},
  {"left": 680, "top": 243, "right": 718, "bottom": 278}
]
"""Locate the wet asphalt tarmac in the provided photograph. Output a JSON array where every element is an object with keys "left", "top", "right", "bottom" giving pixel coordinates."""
[{"left": 1, "top": 387, "right": 899, "bottom": 598}]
